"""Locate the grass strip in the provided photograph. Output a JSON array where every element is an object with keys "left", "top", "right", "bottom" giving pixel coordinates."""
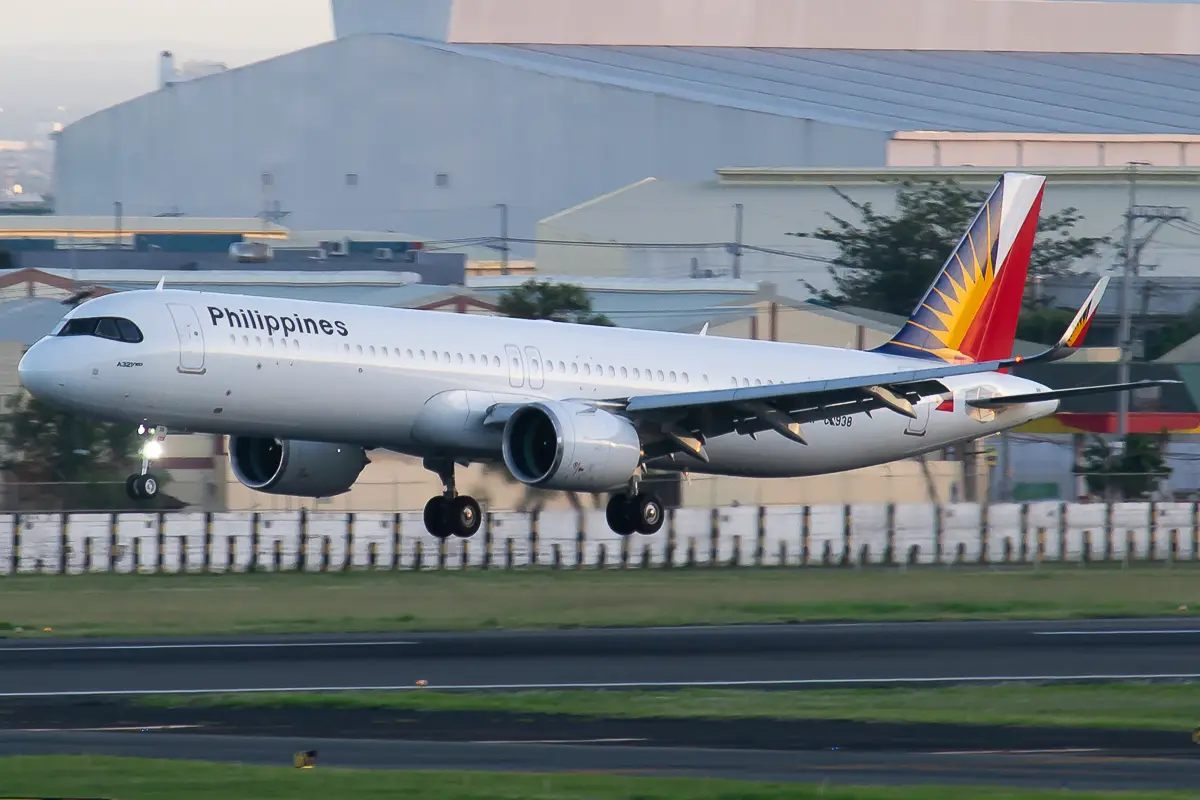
[
  {"left": 139, "top": 683, "right": 1200, "bottom": 731},
  {"left": 0, "top": 755, "right": 1192, "bottom": 800},
  {"left": 1, "top": 566, "right": 1198, "bottom": 637}
]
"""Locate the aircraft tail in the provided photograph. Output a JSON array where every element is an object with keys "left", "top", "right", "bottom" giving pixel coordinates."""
[{"left": 872, "top": 172, "right": 1046, "bottom": 364}]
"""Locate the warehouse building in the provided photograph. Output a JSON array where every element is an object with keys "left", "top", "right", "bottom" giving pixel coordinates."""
[{"left": 52, "top": 0, "right": 1200, "bottom": 252}]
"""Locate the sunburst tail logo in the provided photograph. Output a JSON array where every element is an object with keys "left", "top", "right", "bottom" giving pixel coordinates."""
[{"left": 874, "top": 173, "right": 1046, "bottom": 364}]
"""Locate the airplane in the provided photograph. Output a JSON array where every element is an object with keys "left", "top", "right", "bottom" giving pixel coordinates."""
[{"left": 16, "top": 172, "right": 1176, "bottom": 539}]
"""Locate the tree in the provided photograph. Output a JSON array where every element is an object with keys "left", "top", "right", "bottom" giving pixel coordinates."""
[
  {"left": 0, "top": 390, "right": 176, "bottom": 510},
  {"left": 496, "top": 279, "right": 614, "bottom": 326},
  {"left": 1076, "top": 433, "right": 1171, "bottom": 501},
  {"left": 791, "top": 180, "right": 1110, "bottom": 317}
]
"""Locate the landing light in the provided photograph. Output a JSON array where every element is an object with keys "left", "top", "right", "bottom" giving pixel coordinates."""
[{"left": 142, "top": 441, "right": 164, "bottom": 460}]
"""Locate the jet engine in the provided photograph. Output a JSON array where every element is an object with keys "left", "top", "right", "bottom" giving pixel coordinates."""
[
  {"left": 502, "top": 400, "right": 642, "bottom": 492},
  {"left": 229, "top": 436, "right": 368, "bottom": 498}
]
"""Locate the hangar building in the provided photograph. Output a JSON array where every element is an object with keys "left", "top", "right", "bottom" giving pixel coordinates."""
[{"left": 53, "top": 0, "right": 1200, "bottom": 251}]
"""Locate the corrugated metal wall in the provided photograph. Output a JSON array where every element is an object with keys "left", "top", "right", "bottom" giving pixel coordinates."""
[{"left": 52, "top": 36, "right": 887, "bottom": 244}]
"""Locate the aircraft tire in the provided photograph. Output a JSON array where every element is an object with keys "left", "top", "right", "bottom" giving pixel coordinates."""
[
  {"left": 423, "top": 496, "right": 451, "bottom": 539},
  {"left": 449, "top": 496, "right": 482, "bottom": 538},
  {"left": 605, "top": 494, "right": 637, "bottom": 536},
  {"left": 633, "top": 494, "right": 664, "bottom": 536}
]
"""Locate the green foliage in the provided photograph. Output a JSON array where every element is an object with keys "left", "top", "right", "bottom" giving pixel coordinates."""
[
  {"left": 496, "top": 279, "right": 614, "bottom": 326},
  {"left": 1142, "top": 310, "right": 1200, "bottom": 361},
  {"left": 792, "top": 180, "right": 1110, "bottom": 317},
  {"left": 1077, "top": 433, "right": 1171, "bottom": 501},
  {"left": 1015, "top": 307, "right": 1078, "bottom": 346},
  {"left": 0, "top": 390, "right": 170, "bottom": 510}
]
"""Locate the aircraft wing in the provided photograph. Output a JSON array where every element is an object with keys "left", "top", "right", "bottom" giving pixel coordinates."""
[{"left": 615, "top": 360, "right": 1008, "bottom": 461}]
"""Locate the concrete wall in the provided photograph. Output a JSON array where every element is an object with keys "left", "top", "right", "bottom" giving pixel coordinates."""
[
  {"left": 890, "top": 133, "right": 1200, "bottom": 169},
  {"left": 537, "top": 168, "right": 1200, "bottom": 290},
  {"left": 334, "top": 0, "right": 1200, "bottom": 54},
  {"left": 53, "top": 36, "right": 881, "bottom": 245}
]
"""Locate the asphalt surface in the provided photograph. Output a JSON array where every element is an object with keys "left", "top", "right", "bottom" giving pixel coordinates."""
[
  {"left": 2, "top": 617, "right": 1200, "bottom": 695},
  {"left": 2, "top": 618, "right": 1200, "bottom": 791},
  {"left": 2, "top": 730, "right": 1199, "bottom": 791}
]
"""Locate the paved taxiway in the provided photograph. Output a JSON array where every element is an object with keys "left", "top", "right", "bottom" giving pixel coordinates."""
[
  {"left": 2, "top": 730, "right": 1199, "bottom": 791},
  {"left": 2, "top": 618, "right": 1200, "bottom": 695}
]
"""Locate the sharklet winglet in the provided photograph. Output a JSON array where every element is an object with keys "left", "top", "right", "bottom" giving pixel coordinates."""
[{"left": 156, "top": 276, "right": 165, "bottom": 291}]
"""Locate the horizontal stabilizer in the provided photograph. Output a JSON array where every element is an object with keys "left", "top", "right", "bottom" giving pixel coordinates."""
[{"left": 966, "top": 379, "right": 1181, "bottom": 409}]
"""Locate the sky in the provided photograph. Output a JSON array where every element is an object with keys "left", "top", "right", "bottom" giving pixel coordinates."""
[{"left": 0, "top": 0, "right": 333, "bottom": 138}]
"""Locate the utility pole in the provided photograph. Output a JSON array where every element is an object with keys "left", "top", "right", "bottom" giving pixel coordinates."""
[
  {"left": 1115, "top": 162, "right": 1189, "bottom": 442},
  {"left": 732, "top": 203, "right": 744, "bottom": 280},
  {"left": 496, "top": 203, "right": 509, "bottom": 276}
]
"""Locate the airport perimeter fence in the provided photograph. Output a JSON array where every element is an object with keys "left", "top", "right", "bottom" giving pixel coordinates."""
[{"left": 0, "top": 501, "right": 1197, "bottom": 575}]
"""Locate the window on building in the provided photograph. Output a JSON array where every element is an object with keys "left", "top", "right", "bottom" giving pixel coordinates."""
[
  {"left": 436, "top": 172, "right": 450, "bottom": 188},
  {"left": 346, "top": 173, "right": 359, "bottom": 187}
]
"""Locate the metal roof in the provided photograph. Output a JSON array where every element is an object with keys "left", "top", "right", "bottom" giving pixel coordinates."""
[{"left": 427, "top": 39, "right": 1200, "bottom": 133}]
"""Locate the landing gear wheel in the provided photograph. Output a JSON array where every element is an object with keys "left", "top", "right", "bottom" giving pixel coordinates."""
[
  {"left": 423, "top": 496, "right": 451, "bottom": 539},
  {"left": 126, "top": 474, "right": 158, "bottom": 501},
  {"left": 606, "top": 494, "right": 637, "bottom": 536},
  {"left": 449, "top": 496, "right": 482, "bottom": 538},
  {"left": 632, "top": 494, "right": 664, "bottom": 535}
]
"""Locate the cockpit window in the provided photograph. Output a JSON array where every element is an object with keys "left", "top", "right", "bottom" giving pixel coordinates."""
[{"left": 57, "top": 316, "right": 143, "bottom": 344}]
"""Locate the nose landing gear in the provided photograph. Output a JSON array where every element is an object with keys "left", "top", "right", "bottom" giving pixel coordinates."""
[{"left": 126, "top": 424, "right": 164, "bottom": 501}]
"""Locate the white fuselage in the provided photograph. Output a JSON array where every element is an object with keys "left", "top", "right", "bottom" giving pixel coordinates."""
[{"left": 17, "top": 289, "right": 1060, "bottom": 480}]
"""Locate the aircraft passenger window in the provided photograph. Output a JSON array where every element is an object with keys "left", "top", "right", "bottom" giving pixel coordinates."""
[
  {"left": 369, "top": 346, "right": 376, "bottom": 356},
  {"left": 657, "top": 370, "right": 665, "bottom": 381},
  {"left": 531, "top": 359, "right": 539, "bottom": 371},
  {"left": 470, "top": 354, "right": 477, "bottom": 365},
  {"left": 244, "top": 336, "right": 250, "bottom": 346},
  {"left": 571, "top": 363, "right": 578, "bottom": 374},
  {"left": 545, "top": 361, "right": 552, "bottom": 373},
  {"left": 443, "top": 351, "right": 450, "bottom": 362},
  {"left": 703, "top": 374, "right": 708, "bottom": 384},
  {"left": 493, "top": 356, "right": 500, "bottom": 367},
  {"left": 669, "top": 371, "right": 676, "bottom": 382},
  {"left": 682, "top": 373, "right": 688, "bottom": 384},
  {"left": 754, "top": 379, "right": 761, "bottom": 386},
  {"left": 420, "top": 350, "right": 426, "bottom": 359},
  {"left": 432, "top": 351, "right": 439, "bottom": 362},
  {"left": 406, "top": 349, "right": 413, "bottom": 359},
  {"left": 742, "top": 378, "right": 750, "bottom": 387},
  {"left": 583, "top": 364, "right": 591, "bottom": 376},
  {"left": 356, "top": 345, "right": 363, "bottom": 355},
  {"left": 558, "top": 361, "right": 565, "bottom": 373},
  {"left": 256, "top": 337, "right": 262, "bottom": 347},
  {"left": 633, "top": 368, "right": 640, "bottom": 380},
  {"left": 115, "top": 318, "right": 143, "bottom": 343},
  {"left": 620, "top": 367, "right": 627, "bottom": 378},
  {"left": 606, "top": 366, "right": 615, "bottom": 378},
  {"left": 344, "top": 344, "right": 350, "bottom": 353},
  {"left": 230, "top": 335, "right": 236, "bottom": 345}
]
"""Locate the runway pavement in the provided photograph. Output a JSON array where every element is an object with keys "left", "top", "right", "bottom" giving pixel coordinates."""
[
  {"left": 3, "top": 618, "right": 1200, "bottom": 791},
  {"left": 2, "top": 617, "right": 1200, "bottom": 696},
  {"left": 2, "top": 730, "right": 1199, "bottom": 791}
]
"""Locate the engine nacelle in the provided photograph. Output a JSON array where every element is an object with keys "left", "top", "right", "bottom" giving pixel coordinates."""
[
  {"left": 229, "top": 436, "right": 368, "bottom": 498},
  {"left": 502, "top": 400, "right": 641, "bottom": 492}
]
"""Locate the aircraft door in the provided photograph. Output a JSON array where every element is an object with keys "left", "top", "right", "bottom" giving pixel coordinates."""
[
  {"left": 504, "top": 344, "right": 524, "bottom": 388},
  {"left": 904, "top": 399, "right": 931, "bottom": 437},
  {"left": 167, "top": 303, "right": 206, "bottom": 374},
  {"left": 524, "top": 346, "right": 544, "bottom": 390}
]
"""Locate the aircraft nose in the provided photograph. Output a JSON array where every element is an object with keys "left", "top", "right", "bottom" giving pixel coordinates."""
[{"left": 17, "top": 341, "right": 59, "bottom": 400}]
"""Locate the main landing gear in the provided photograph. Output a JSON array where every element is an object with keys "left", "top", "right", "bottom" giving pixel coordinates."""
[
  {"left": 606, "top": 475, "right": 665, "bottom": 537},
  {"left": 422, "top": 458, "right": 482, "bottom": 539},
  {"left": 126, "top": 424, "right": 164, "bottom": 501}
]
